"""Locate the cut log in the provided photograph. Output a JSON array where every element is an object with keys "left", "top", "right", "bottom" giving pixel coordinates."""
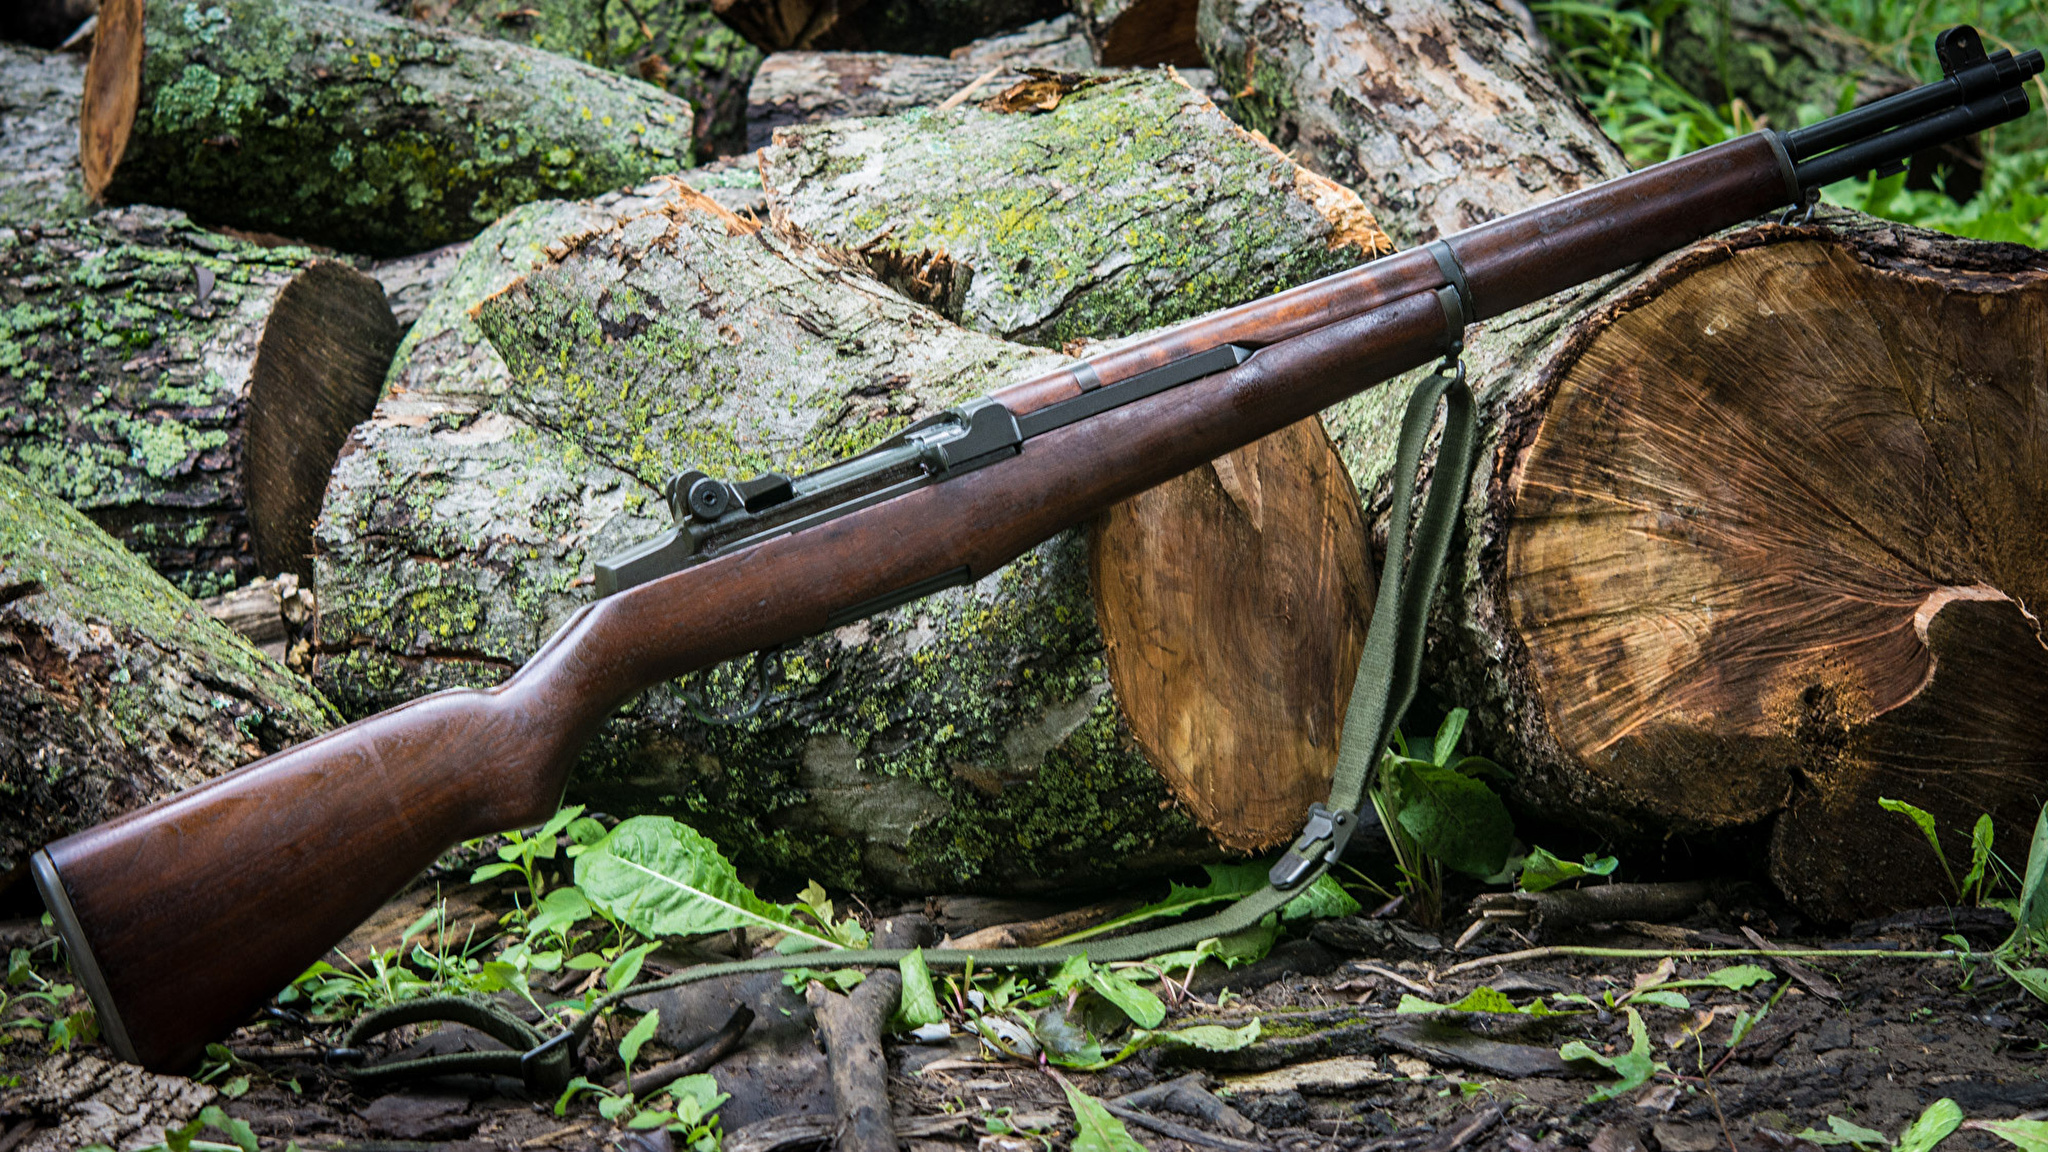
[
  {"left": 1197, "top": 0, "right": 1624, "bottom": 244},
  {"left": 313, "top": 75, "right": 1395, "bottom": 887},
  {"left": 0, "top": 207, "right": 399, "bottom": 595},
  {"left": 710, "top": 0, "right": 1063, "bottom": 58},
  {"left": 949, "top": 14, "right": 1096, "bottom": 69},
  {"left": 398, "top": 0, "right": 763, "bottom": 161},
  {"left": 0, "top": 41, "right": 88, "bottom": 220},
  {"left": 762, "top": 71, "right": 1390, "bottom": 849},
  {"left": 82, "top": 0, "right": 698, "bottom": 257},
  {"left": 0, "top": 461, "right": 336, "bottom": 879},
  {"left": 1199, "top": 0, "right": 2048, "bottom": 919}
]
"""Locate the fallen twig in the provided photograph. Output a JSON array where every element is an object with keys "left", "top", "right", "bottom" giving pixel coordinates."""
[
  {"left": 1740, "top": 926, "right": 1842, "bottom": 1003},
  {"left": 621, "top": 1005, "right": 755, "bottom": 1098},
  {"left": 804, "top": 915, "right": 932, "bottom": 1152},
  {"left": 1113, "top": 1073, "right": 1256, "bottom": 1138},
  {"left": 1352, "top": 963, "right": 1435, "bottom": 998}
]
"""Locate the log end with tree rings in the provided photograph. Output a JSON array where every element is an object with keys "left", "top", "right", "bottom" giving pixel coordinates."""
[
  {"left": 1091, "top": 417, "right": 1374, "bottom": 851},
  {"left": 1498, "top": 220, "right": 2048, "bottom": 921}
]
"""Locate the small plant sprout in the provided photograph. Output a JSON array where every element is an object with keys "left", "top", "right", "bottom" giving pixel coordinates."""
[
  {"left": 1878, "top": 797, "right": 1997, "bottom": 906},
  {"left": 1369, "top": 708, "right": 1516, "bottom": 928}
]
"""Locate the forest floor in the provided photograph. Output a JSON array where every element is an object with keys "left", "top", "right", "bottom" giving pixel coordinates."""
[{"left": 5, "top": 869, "right": 2048, "bottom": 1152}]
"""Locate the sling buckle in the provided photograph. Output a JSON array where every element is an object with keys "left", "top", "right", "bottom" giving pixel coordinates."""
[{"left": 1269, "top": 803, "right": 1356, "bottom": 889}]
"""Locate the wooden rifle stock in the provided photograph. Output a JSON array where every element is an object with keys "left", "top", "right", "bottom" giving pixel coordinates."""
[{"left": 23, "top": 130, "right": 1873, "bottom": 1070}]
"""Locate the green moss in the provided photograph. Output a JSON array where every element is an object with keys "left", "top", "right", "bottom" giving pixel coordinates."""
[{"left": 109, "top": 0, "right": 698, "bottom": 256}]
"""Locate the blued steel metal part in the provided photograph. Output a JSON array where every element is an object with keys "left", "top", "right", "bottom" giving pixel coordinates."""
[{"left": 1271, "top": 803, "right": 1356, "bottom": 889}]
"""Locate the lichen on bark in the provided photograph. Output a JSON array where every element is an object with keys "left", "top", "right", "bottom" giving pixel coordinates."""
[
  {"left": 103, "top": 0, "right": 698, "bottom": 256},
  {"left": 0, "top": 461, "right": 335, "bottom": 875}
]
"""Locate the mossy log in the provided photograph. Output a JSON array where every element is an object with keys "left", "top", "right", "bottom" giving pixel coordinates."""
[
  {"left": 400, "top": 0, "right": 762, "bottom": 161},
  {"left": 0, "top": 207, "right": 399, "bottom": 597},
  {"left": 1200, "top": 0, "right": 2048, "bottom": 919},
  {"left": 82, "top": 0, "right": 698, "bottom": 257},
  {"left": 313, "top": 75, "right": 1395, "bottom": 889},
  {"left": 761, "top": 72, "right": 1392, "bottom": 851},
  {"left": 0, "top": 41, "right": 89, "bottom": 221},
  {"left": 0, "top": 461, "right": 336, "bottom": 881},
  {"left": 1198, "top": 0, "right": 1623, "bottom": 245},
  {"left": 710, "top": 0, "right": 1062, "bottom": 58}
]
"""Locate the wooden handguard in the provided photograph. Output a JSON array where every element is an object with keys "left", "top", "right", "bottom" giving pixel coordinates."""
[{"left": 35, "top": 134, "right": 1797, "bottom": 1072}]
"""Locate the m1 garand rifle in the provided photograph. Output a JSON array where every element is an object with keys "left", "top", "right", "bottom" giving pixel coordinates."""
[{"left": 33, "top": 25, "right": 2043, "bottom": 1073}]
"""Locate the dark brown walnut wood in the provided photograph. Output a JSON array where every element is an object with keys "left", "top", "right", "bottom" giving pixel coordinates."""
[
  {"left": 1091, "top": 418, "right": 1373, "bottom": 849},
  {"left": 38, "top": 131, "right": 1811, "bottom": 1071},
  {"left": 1500, "top": 223, "right": 2048, "bottom": 921}
]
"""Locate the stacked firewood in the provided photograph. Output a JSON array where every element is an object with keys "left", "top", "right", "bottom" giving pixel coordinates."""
[{"left": 2, "top": 0, "right": 2042, "bottom": 921}]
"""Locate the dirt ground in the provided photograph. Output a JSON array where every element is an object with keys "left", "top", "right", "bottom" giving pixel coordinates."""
[{"left": 4, "top": 875, "right": 2046, "bottom": 1152}]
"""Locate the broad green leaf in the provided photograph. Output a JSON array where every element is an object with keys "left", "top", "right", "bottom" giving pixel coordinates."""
[
  {"left": 196, "top": 1107, "right": 259, "bottom": 1152},
  {"left": 1284, "top": 874, "right": 1362, "bottom": 921},
  {"left": 1086, "top": 967, "right": 1166, "bottom": 1028},
  {"left": 566, "top": 817, "right": 608, "bottom": 847},
  {"left": 897, "top": 949, "right": 944, "bottom": 1028},
  {"left": 1519, "top": 846, "right": 1620, "bottom": 892},
  {"left": 1880, "top": 798, "right": 1955, "bottom": 889},
  {"left": 1389, "top": 760, "right": 1515, "bottom": 877},
  {"left": 556, "top": 1075, "right": 605, "bottom": 1116},
  {"left": 1558, "top": 1008, "right": 1662, "bottom": 1103},
  {"left": 1629, "top": 990, "right": 1691, "bottom": 1010},
  {"left": 1700, "top": 965, "right": 1774, "bottom": 990},
  {"left": 2021, "top": 804, "right": 2048, "bottom": 937},
  {"left": 537, "top": 804, "right": 585, "bottom": 842},
  {"left": 619, "top": 1009, "right": 661, "bottom": 1074},
  {"left": 1970, "top": 1117, "right": 2048, "bottom": 1151},
  {"left": 1898, "top": 1099, "right": 1963, "bottom": 1152},
  {"left": 574, "top": 817, "right": 839, "bottom": 950},
  {"left": 605, "top": 941, "right": 661, "bottom": 993},
  {"left": 469, "top": 861, "right": 517, "bottom": 884},
  {"left": 1058, "top": 1080, "right": 1148, "bottom": 1152}
]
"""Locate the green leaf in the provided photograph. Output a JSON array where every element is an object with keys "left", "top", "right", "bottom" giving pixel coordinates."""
[
  {"left": 1970, "top": 1118, "right": 2048, "bottom": 1151},
  {"left": 469, "top": 861, "right": 517, "bottom": 884},
  {"left": 782, "top": 967, "right": 865, "bottom": 993},
  {"left": 1897, "top": 1099, "right": 1963, "bottom": 1152},
  {"left": 1558, "top": 1008, "right": 1663, "bottom": 1103},
  {"left": 1389, "top": 760, "right": 1516, "bottom": 877},
  {"left": 555, "top": 1075, "right": 605, "bottom": 1116},
  {"left": 1965, "top": 815, "right": 1995, "bottom": 901},
  {"left": 1398, "top": 987, "right": 1572, "bottom": 1016},
  {"left": 896, "top": 950, "right": 944, "bottom": 1028},
  {"left": 1034, "top": 1005, "right": 1105, "bottom": 1067},
  {"left": 1798, "top": 1115, "right": 1890, "bottom": 1149},
  {"left": 196, "top": 1106, "right": 259, "bottom": 1152},
  {"left": 1057, "top": 1080, "right": 1148, "bottom": 1152},
  {"left": 537, "top": 804, "right": 585, "bottom": 842},
  {"left": 1284, "top": 874, "right": 1362, "bottom": 921},
  {"left": 605, "top": 941, "right": 661, "bottom": 993},
  {"left": 1086, "top": 967, "right": 1166, "bottom": 1029},
  {"left": 1090, "top": 1020, "right": 1261, "bottom": 1069},
  {"left": 2021, "top": 804, "right": 2048, "bottom": 937},
  {"left": 566, "top": 817, "right": 608, "bottom": 847},
  {"left": 1212, "top": 914, "right": 1281, "bottom": 967},
  {"left": 1518, "top": 846, "right": 1619, "bottom": 892},
  {"left": 1699, "top": 965, "right": 1774, "bottom": 991},
  {"left": 598, "top": 1095, "right": 633, "bottom": 1121},
  {"left": 1432, "top": 708, "right": 1470, "bottom": 767},
  {"left": 619, "top": 1009, "right": 661, "bottom": 1076},
  {"left": 574, "top": 817, "right": 840, "bottom": 951},
  {"left": 527, "top": 887, "right": 593, "bottom": 942},
  {"left": 1880, "top": 797, "right": 1956, "bottom": 891}
]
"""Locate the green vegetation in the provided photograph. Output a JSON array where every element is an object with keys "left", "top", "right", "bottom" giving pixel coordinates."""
[
  {"left": 1364, "top": 709, "right": 1517, "bottom": 928},
  {"left": 1879, "top": 796, "right": 1999, "bottom": 906},
  {"left": 1538, "top": 0, "right": 2048, "bottom": 244}
]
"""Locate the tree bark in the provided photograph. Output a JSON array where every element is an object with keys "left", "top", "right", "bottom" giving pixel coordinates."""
[
  {"left": 762, "top": 71, "right": 1391, "bottom": 850},
  {"left": 745, "top": 52, "right": 1044, "bottom": 151},
  {"left": 1071, "top": 0, "right": 1201, "bottom": 67},
  {"left": 1198, "top": 0, "right": 1624, "bottom": 245},
  {"left": 0, "top": 461, "right": 336, "bottom": 880},
  {"left": 82, "top": 0, "right": 698, "bottom": 257},
  {"left": 0, "top": 41, "right": 89, "bottom": 221},
  {"left": 0, "top": 207, "right": 399, "bottom": 596},
  {"left": 313, "top": 74, "right": 1396, "bottom": 888},
  {"left": 1199, "top": 0, "right": 2048, "bottom": 920},
  {"left": 396, "top": 0, "right": 763, "bottom": 161}
]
